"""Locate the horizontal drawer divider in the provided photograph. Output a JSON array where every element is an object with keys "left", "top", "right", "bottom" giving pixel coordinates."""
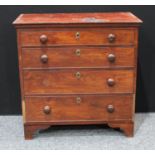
[
  {"left": 24, "top": 92, "right": 135, "bottom": 97},
  {"left": 21, "top": 44, "right": 136, "bottom": 49},
  {"left": 22, "top": 67, "right": 136, "bottom": 70},
  {"left": 21, "top": 45, "right": 136, "bottom": 48}
]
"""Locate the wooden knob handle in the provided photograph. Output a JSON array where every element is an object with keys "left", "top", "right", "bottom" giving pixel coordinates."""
[
  {"left": 40, "top": 34, "right": 48, "bottom": 44},
  {"left": 107, "top": 105, "right": 114, "bottom": 113},
  {"left": 108, "top": 34, "right": 116, "bottom": 43},
  {"left": 40, "top": 54, "right": 48, "bottom": 63},
  {"left": 107, "top": 78, "right": 115, "bottom": 86},
  {"left": 107, "top": 53, "right": 116, "bottom": 62},
  {"left": 43, "top": 106, "right": 51, "bottom": 114}
]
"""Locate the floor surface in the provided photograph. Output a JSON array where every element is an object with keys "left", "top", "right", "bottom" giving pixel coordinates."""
[{"left": 0, "top": 113, "right": 155, "bottom": 150}]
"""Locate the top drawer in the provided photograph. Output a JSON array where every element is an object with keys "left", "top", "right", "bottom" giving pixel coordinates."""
[{"left": 20, "top": 28, "right": 136, "bottom": 46}]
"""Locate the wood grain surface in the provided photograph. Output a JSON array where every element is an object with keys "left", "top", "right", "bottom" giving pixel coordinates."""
[
  {"left": 13, "top": 12, "right": 142, "bottom": 139},
  {"left": 24, "top": 95, "right": 133, "bottom": 122},
  {"left": 23, "top": 69, "right": 134, "bottom": 95},
  {"left": 22, "top": 47, "right": 135, "bottom": 68},
  {"left": 20, "top": 28, "right": 135, "bottom": 46}
]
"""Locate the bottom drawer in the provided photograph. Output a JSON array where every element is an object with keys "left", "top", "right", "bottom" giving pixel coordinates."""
[{"left": 24, "top": 95, "right": 134, "bottom": 123}]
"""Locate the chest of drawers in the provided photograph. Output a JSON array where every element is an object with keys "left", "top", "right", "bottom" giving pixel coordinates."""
[{"left": 13, "top": 12, "right": 142, "bottom": 139}]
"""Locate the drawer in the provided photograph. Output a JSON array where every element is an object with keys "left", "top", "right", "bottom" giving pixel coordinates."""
[
  {"left": 22, "top": 47, "right": 135, "bottom": 68},
  {"left": 24, "top": 95, "right": 133, "bottom": 122},
  {"left": 20, "top": 29, "right": 135, "bottom": 46},
  {"left": 23, "top": 69, "right": 134, "bottom": 95}
]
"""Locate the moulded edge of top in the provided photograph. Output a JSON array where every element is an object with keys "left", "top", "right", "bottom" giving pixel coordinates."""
[{"left": 12, "top": 12, "right": 143, "bottom": 27}]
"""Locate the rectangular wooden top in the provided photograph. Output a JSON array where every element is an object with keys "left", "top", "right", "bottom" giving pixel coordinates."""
[{"left": 13, "top": 12, "right": 142, "bottom": 26}]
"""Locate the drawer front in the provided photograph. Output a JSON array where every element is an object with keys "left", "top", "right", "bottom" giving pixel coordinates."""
[
  {"left": 23, "top": 69, "right": 134, "bottom": 95},
  {"left": 20, "top": 29, "right": 135, "bottom": 46},
  {"left": 22, "top": 47, "right": 135, "bottom": 68},
  {"left": 24, "top": 95, "right": 133, "bottom": 122}
]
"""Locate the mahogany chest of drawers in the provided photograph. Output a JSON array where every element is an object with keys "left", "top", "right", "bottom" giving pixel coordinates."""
[{"left": 13, "top": 12, "right": 142, "bottom": 139}]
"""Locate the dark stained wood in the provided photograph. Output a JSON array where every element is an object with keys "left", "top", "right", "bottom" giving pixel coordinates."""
[
  {"left": 22, "top": 47, "right": 135, "bottom": 68},
  {"left": 23, "top": 69, "right": 134, "bottom": 95},
  {"left": 20, "top": 28, "right": 135, "bottom": 46},
  {"left": 13, "top": 12, "right": 142, "bottom": 139}
]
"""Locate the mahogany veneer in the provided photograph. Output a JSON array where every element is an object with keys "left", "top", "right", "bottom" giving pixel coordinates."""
[
  {"left": 13, "top": 12, "right": 142, "bottom": 139},
  {"left": 22, "top": 47, "right": 135, "bottom": 68},
  {"left": 20, "top": 29, "right": 135, "bottom": 46},
  {"left": 23, "top": 69, "right": 134, "bottom": 95}
]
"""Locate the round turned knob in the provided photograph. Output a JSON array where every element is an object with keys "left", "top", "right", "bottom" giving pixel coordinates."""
[
  {"left": 107, "top": 105, "right": 115, "bottom": 113},
  {"left": 107, "top": 53, "right": 116, "bottom": 63},
  {"left": 40, "top": 54, "right": 48, "bottom": 63},
  {"left": 40, "top": 34, "right": 48, "bottom": 44},
  {"left": 108, "top": 34, "right": 116, "bottom": 43},
  {"left": 107, "top": 78, "right": 115, "bottom": 86},
  {"left": 43, "top": 106, "right": 51, "bottom": 114}
]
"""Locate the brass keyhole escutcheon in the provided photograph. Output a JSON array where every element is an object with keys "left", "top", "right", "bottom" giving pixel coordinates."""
[
  {"left": 76, "top": 97, "right": 81, "bottom": 104},
  {"left": 75, "top": 32, "right": 80, "bottom": 39},
  {"left": 75, "top": 72, "right": 81, "bottom": 79},
  {"left": 75, "top": 49, "right": 81, "bottom": 56}
]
